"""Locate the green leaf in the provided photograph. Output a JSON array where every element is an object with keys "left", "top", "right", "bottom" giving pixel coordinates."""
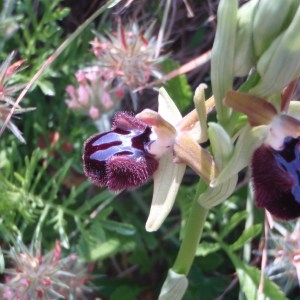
[
  {"left": 222, "top": 243, "right": 288, "bottom": 300},
  {"left": 85, "top": 238, "right": 121, "bottom": 261},
  {"left": 161, "top": 58, "right": 193, "bottom": 112},
  {"left": 230, "top": 224, "right": 262, "bottom": 251},
  {"left": 220, "top": 211, "right": 247, "bottom": 239},
  {"left": 111, "top": 285, "right": 143, "bottom": 300},
  {"left": 196, "top": 241, "right": 220, "bottom": 256},
  {"left": 77, "top": 219, "right": 136, "bottom": 261},
  {"left": 37, "top": 79, "right": 55, "bottom": 96},
  {"left": 101, "top": 220, "right": 136, "bottom": 236}
]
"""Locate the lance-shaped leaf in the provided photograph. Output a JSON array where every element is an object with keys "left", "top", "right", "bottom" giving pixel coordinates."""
[{"left": 252, "top": 0, "right": 292, "bottom": 57}]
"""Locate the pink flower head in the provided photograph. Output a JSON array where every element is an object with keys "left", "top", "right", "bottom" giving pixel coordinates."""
[
  {"left": 77, "top": 85, "right": 89, "bottom": 106},
  {"left": 101, "top": 91, "right": 114, "bottom": 110},
  {"left": 75, "top": 70, "right": 86, "bottom": 84},
  {"left": 0, "top": 239, "right": 93, "bottom": 299},
  {"left": 88, "top": 106, "right": 100, "bottom": 120},
  {"left": 90, "top": 22, "right": 166, "bottom": 90},
  {"left": 66, "top": 67, "right": 124, "bottom": 120}
]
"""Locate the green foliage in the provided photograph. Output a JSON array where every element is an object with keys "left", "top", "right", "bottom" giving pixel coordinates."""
[
  {"left": 222, "top": 242, "right": 288, "bottom": 300},
  {"left": 77, "top": 218, "right": 136, "bottom": 261}
]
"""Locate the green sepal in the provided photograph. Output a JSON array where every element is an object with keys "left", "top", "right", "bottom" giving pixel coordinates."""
[
  {"left": 210, "top": 125, "right": 268, "bottom": 187},
  {"left": 158, "top": 269, "right": 188, "bottom": 300}
]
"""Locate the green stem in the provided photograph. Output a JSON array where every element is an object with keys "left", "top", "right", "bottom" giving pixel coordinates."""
[{"left": 173, "top": 199, "right": 208, "bottom": 275}]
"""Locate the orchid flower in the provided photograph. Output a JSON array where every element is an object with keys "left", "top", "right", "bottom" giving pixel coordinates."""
[
  {"left": 219, "top": 82, "right": 300, "bottom": 220},
  {"left": 83, "top": 87, "right": 218, "bottom": 231}
]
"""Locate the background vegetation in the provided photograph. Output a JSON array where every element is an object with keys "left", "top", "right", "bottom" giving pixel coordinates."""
[{"left": 0, "top": 0, "right": 299, "bottom": 299}]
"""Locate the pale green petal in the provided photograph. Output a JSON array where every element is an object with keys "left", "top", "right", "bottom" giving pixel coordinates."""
[
  {"left": 158, "top": 87, "right": 182, "bottom": 126},
  {"left": 146, "top": 151, "right": 186, "bottom": 232},
  {"left": 211, "top": 125, "right": 268, "bottom": 187},
  {"left": 198, "top": 122, "right": 237, "bottom": 209},
  {"left": 158, "top": 269, "right": 188, "bottom": 300},
  {"left": 144, "top": 88, "right": 184, "bottom": 232},
  {"left": 208, "top": 122, "right": 233, "bottom": 168},
  {"left": 193, "top": 84, "right": 208, "bottom": 142}
]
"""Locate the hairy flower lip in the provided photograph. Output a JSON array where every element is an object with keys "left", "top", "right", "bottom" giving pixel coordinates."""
[
  {"left": 83, "top": 112, "right": 158, "bottom": 191},
  {"left": 251, "top": 141, "right": 300, "bottom": 220}
]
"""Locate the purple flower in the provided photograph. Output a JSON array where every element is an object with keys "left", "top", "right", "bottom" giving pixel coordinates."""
[
  {"left": 252, "top": 136, "right": 300, "bottom": 220},
  {"left": 224, "top": 87, "right": 300, "bottom": 220},
  {"left": 83, "top": 112, "right": 159, "bottom": 191}
]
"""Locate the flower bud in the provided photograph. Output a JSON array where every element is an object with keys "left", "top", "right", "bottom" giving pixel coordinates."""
[
  {"left": 250, "top": 4, "right": 300, "bottom": 97},
  {"left": 233, "top": 0, "right": 258, "bottom": 77},
  {"left": 211, "top": 0, "right": 238, "bottom": 124},
  {"left": 252, "top": 0, "right": 294, "bottom": 58}
]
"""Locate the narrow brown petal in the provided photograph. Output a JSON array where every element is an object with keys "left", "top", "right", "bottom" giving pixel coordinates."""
[
  {"left": 135, "top": 109, "right": 176, "bottom": 134},
  {"left": 224, "top": 91, "right": 277, "bottom": 126},
  {"left": 281, "top": 79, "right": 298, "bottom": 112},
  {"left": 174, "top": 133, "right": 218, "bottom": 183}
]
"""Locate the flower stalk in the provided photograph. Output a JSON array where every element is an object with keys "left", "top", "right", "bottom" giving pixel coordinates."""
[{"left": 173, "top": 196, "right": 208, "bottom": 275}]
